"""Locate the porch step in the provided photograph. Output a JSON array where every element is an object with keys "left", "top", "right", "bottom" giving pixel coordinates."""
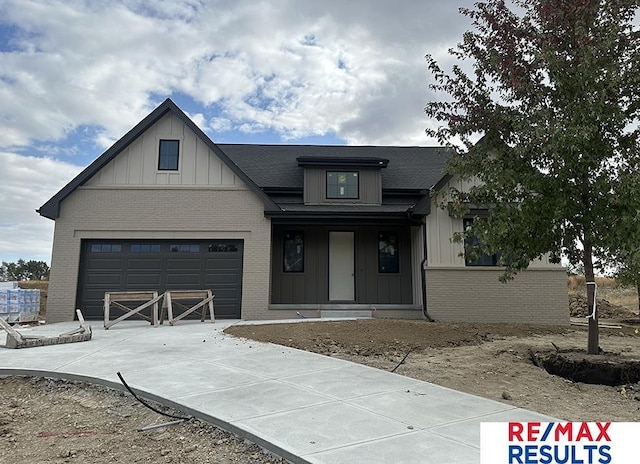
[{"left": 320, "top": 310, "right": 372, "bottom": 319}]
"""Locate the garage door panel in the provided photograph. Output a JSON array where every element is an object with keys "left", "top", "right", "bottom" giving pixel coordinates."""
[
  {"left": 166, "top": 258, "right": 202, "bottom": 271},
  {"left": 166, "top": 273, "right": 202, "bottom": 285},
  {"left": 127, "top": 258, "right": 163, "bottom": 269},
  {"left": 126, "top": 273, "right": 162, "bottom": 286},
  {"left": 204, "top": 273, "right": 241, "bottom": 285},
  {"left": 88, "top": 258, "right": 122, "bottom": 269},
  {"left": 78, "top": 239, "right": 243, "bottom": 320},
  {"left": 86, "top": 273, "right": 122, "bottom": 286}
]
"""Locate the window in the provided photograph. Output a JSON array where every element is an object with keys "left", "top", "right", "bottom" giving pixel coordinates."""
[
  {"left": 327, "top": 171, "right": 358, "bottom": 199},
  {"left": 283, "top": 231, "right": 304, "bottom": 272},
  {"left": 90, "top": 243, "right": 122, "bottom": 253},
  {"left": 169, "top": 244, "right": 200, "bottom": 253},
  {"left": 463, "top": 218, "right": 499, "bottom": 266},
  {"left": 130, "top": 244, "right": 161, "bottom": 253},
  {"left": 209, "top": 243, "right": 239, "bottom": 253},
  {"left": 378, "top": 232, "right": 399, "bottom": 273},
  {"left": 158, "top": 139, "right": 179, "bottom": 170}
]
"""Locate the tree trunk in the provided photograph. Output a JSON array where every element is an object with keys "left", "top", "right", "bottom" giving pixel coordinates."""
[
  {"left": 583, "top": 241, "right": 599, "bottom": 354},
  {"left": 637, "top": 283, "right": 640, "bottom": 320}
]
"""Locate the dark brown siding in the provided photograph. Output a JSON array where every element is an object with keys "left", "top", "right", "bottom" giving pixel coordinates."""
[
  {"left": 271, "top": 225, "right": 412, "bottom": 304},
  {"left": 303, "top": 168, "right": 382, "bottom": 205}
]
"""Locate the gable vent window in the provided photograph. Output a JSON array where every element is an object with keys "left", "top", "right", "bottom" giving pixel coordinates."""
[
  {"left": 327, "top": 171, "right": 358, "bottom": 199},
  {"left": 158, "top": 139, "right": 180, "bottom": 170}
]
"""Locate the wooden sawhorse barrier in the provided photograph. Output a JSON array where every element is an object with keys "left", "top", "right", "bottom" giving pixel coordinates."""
[
  {"left": 160, "top": 290, "right": 215, "bottom": 326},
  {"left": 104, "top": 291, "right": 162, "bottom": 329}
]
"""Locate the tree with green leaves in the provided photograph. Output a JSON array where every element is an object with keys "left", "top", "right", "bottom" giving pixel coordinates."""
[
  {"left": 0, "top": 259, "right": 50, "bottom": 281},
  {"left": 602, "top": 205, "right": 640, "bottom": 318},
  {"left": 425, "top": 0, "right": 640, "bottom": 354}
]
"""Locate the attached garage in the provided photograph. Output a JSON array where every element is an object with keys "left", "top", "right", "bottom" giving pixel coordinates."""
[{"left": 76, "top": 239, "right": 244, "bottom": 320}]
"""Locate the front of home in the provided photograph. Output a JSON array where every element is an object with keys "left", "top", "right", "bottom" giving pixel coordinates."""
[{"left": 39, "top": 99, "right": 568, "bottom": 324}]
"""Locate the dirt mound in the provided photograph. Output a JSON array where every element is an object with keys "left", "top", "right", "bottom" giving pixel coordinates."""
[
  {"left": 569, "top": 292, "right": 636, "bottom": 319},
  {"left": 225, "top": 319, "right": 571, "bottom": 356}
]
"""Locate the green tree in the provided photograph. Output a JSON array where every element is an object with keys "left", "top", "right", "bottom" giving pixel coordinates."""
[
  {"left": 425, "top": 0, "right": 640, "bottom": 354},
  {"left": 602, "top": 204, "right": 640, "bottom": 317},
  {"left": 0, "top": 259, "right": 50, "bottom": 281}
]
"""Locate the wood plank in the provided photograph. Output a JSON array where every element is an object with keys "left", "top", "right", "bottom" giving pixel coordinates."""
[{"left": 104, "top": 291, "right": 161, "bottom": 329}]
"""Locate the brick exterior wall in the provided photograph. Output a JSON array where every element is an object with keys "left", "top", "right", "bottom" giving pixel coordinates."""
[
  {"left": 425, "top": 267, "right": 569, "bottom": 325},
  {"left": 46, "top": 187, "right": 271, "bottom": 323}
]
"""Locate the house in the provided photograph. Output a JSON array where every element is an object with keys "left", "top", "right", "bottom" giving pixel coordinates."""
[{"left": 38, "top": 99, "right": 568, "bottom": 324}]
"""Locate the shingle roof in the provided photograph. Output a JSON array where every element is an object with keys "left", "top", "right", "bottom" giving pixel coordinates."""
[
  {"left": 221, "top": 144, "right": 451, "bottom": 190},
  {"left": 38, "top": 98, "right": 453, "bottom": 221}
]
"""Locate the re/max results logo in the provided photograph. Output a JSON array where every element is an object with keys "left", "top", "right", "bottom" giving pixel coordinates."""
[{"left": 481, "top": 422, "right": 639, "bottom": 464}]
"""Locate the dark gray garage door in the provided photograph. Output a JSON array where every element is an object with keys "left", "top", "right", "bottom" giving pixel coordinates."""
[{"left": 77, "top": 239, "right": 243, "bottom": 319}]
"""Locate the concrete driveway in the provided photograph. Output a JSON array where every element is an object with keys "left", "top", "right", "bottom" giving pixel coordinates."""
[{"left": 0, "top": 319, "right": 552, "bottom": 463}]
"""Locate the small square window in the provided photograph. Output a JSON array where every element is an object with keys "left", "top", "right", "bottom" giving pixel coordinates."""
[
  {"left": 158, "top": 139, "right": 179, "bottom": 170},
  {"left": 327, "top": 171, "right": 358, "bottom": 199}
]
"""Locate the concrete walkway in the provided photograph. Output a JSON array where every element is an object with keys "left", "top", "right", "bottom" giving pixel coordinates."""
[{"left": 0, "top": 320, "right": 552, "bottom": 463}]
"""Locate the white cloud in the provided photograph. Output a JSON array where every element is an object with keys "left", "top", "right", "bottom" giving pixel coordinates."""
[
  {"left": 0, "top": 152, "right": 83, "bottom": 263},
  {"left": 0, "top": 0, "right": 475, "bottom": 147},
  {"left": 0, "top": 0, "right": 477, "bottom": 261}
]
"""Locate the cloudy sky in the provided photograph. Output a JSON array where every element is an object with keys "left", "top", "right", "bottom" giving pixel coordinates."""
[{"left": 0, "top": 0, "right": 475, "bottom": 264}]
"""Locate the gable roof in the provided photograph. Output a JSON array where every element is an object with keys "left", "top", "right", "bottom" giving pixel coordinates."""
[
  {"left": 220, "top": 144, "right": 451, "bottom": 190},
  {"left": 38, "top": 98, "right": 280, "bottom": 219},
  {"left": 38, "top": 98, "right": 453, "bottom": 221}
]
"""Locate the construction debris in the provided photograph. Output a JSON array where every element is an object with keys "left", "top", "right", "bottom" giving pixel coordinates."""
[{"left": 0, "top": 309, "right": 92, "bottom": 349}]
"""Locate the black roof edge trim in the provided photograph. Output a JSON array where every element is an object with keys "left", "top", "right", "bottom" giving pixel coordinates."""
[
  {"left": 296, "top": 156, "right": 389, "bottom": 168},
  {"left": 409, "top": 190, "right": 431, "bottom": 217},
  {"left": 38, "top": 98, "right": 281, "bottom": 219},
  {"left": 431, "top": 173, "right": 453, "bottom": 192},
  {"left": 265, "top": 211, "right": 409, "bottom": 220}
]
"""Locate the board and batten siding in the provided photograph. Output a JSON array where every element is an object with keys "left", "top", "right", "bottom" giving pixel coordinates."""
[
  {"left": 86, "top": 113, "right": 240, "bottom": 187},
  {"left": 426, "top": 176, "right": 558, "bottom": 269},
  {"left": 45, "top": 112, "right": 274, "bottom": 323},
  {"left": 423, "top": 175, "right": 568, "bottom": 325},
  {"left": 303, "top": 168, "right": 382, "bottom": 205}
]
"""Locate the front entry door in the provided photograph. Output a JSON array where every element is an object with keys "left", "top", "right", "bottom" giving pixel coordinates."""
[{"left": 329, "top": 231, "right": 355, "bottom": 301}]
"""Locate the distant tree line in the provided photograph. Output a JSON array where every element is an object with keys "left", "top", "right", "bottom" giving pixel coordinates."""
[{"left": 0, "top": 260, "right": 50, "bottom": 281}]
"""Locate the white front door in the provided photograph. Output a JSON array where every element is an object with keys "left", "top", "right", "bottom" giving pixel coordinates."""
[{"left": 329, "top": 231, "right": 355, "bottom": 301}]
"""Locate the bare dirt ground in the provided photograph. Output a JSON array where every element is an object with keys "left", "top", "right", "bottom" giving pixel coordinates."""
[
  {"left": 0, "top": 376, "right": 284, "bottom": 464},
  {"left": 227, "top": 319, "right": 640, "bottom": 422},
  {"left": 1, "top": 281, "right": 638, "bottom": 462}
]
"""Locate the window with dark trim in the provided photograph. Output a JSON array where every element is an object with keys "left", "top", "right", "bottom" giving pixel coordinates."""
[
  {"left": 130, "top": 244, "right": 161, "bottom": 253},
  {"left": 169, "top": 244, "right": 200, "bottom": 253},
  {"left": 283, "top": 231, "right": 304, "bottom": 272},
  {"left": 378, "top": 232, "right": 399, "bottom": 273},
  {"left": 209, "top": 243, "right": 239, "bottom": 252},
  {"left": 158, "top": 139, "right": 180, "bottom": 170},
  {"left": 326, "top": 171, "right": 358, "bottom": 199},
  {"left": 463, "top": 218, "right": 499, "bottom": 266},
  {"left": 90, "top": 244, "right": 122, "bottom": 253}
]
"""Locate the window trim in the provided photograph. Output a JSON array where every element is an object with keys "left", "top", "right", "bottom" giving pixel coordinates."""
[
  {"left": 158, "top": 139, "right": 180, "bottom": 171},
  {"left": 326, "top": 171, "right": 359, "bottom": 200},
  {"left": 378, "top": 231, "right": 400, "bottom": 273},
  {"left": 463, "top": 217, "right": 500, "bottom": 266},
  {"left": 283, "top": 231, "right": 304, "bottom": 273}
]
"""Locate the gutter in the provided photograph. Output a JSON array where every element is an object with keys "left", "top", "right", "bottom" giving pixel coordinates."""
[
  {"left": 406, "top": 210, "right": 433, "bottom": 322},
  {"left": 421, "top": 218, "right": 433, "bottom": 321}
]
